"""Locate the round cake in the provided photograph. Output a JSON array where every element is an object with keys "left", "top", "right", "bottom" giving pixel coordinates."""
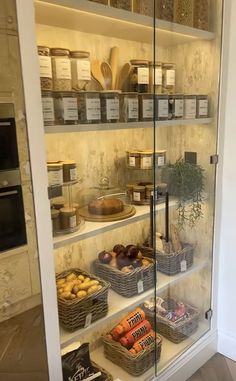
[{"left": 88, "top": 198, "right": 124, "bottom": 215}]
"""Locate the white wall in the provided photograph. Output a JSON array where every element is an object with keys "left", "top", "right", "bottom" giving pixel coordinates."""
[{"left": 218, "top": 0, "right": 236, "bottom": 360}]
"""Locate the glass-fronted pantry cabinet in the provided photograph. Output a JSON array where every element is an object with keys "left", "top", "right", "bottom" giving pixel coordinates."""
[{"left": 14, "top": 0, "right": 224, "bottom": 380}]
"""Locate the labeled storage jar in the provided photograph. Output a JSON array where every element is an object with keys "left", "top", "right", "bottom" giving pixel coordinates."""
[
  {"left": 51, "top": 209, "right": 60, "bottom": 234},
  {"left": 77, "top": 91, "right": 101, "bottom": 124},
  {"left": 149, "top": 62, "right": 162, "bottom": 94},
  {"left": 129, "top": 60, "right": 149, "bottom": 93},
  {"left": 155, "top": 150, "right": 166, "bottom": 167},
  {"left": 140, "top": 151, "right": 153, "bottom": 169},
  {"left": 133, "top": 185, "right": 146, "bottom": 203},
  {"left": 60, "top": 207, "right": 77, "bottom": 231},
  {"left": 155, "top": 0, "right": 174, "bottom": 22},
  {"left": 169, "top": 94, "right": 184, "bottom": 119},
  {"left": 41, "top": 91, "right": 55, "bottom": 126},
  {"left": 184, "top": 95, "right": 197, "bottom": 119},
  {"left": 110, "top": 0, "right": 132, "bottom": 11},
  {"left": 100, "top": 91, "right": 120, "bottom": 123},
  {"left": 65, "top": 202, "right": 80, "bottom": 225},
  {"left": 162, "top": 63, "right": 175, "bottom": 94},
  {"left": 155, "top": 94, "right": 169, "bottom": 121},
  {"left": 71, "top": 50, "right": 91, "bottom": 91},
  {"left": 54, "top": 91, "right": 78, "bottom": 124},
  {"left": 145, "top": 184, "right": 154, "bottom": 200},
  {"left": 196, "top": 95, "right": 209, "bottom": 118},
  {"left": 47, "top": 162, "right": 63, "bottom": 187},
  {"left": 174, "top": 0, "right": 194, "bottom": 27},
  {"left": 120, "top": 92, "right": 139, "bottom": 122},
  {"left": 51, "top": 48, "right": 72, "bottom": 91},
  {"left": 126, "top": 151, "right": 141, "bottom": 169},
  {"left": 62, "top": 160, "right": 77, "bottom": 183},
  {"left": 139, "top": 93, "right": 154, "bottom": 121},
  {"left": 38, "top": 46, "right": 52, "bottom": 91},
  {"left": 52, "top": 197, "right": 65, "bottom": 210},
  {"left": 194, "top": 0, "right": 209, "bottom": 31},
  {"left": 133, "top": 0, "right": 154, "bottom": 16}
]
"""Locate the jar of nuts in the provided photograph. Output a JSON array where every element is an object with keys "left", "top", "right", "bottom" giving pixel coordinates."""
[
  {"left": 51, "top": 48, "right": 72, "bottom": 91},
  {"left": 38, "top": 46, "right": 53, "bottom": 91}
]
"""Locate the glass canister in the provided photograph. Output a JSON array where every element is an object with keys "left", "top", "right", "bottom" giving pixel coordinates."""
[
  {"left": 140, "top": 150, "right": 153, "bottom": 170},
  {"left": 184, "top": 95, "right": 197, "bottom": 119},
  {"left": 169, "top": 94, "right": 184, "bottom": 119},
  {"left": 133, "top": 185, "right": 146, "bottom": 203},
  {"left": 149, "top": 62, "right": 162, "bottom": 94},
  {"left": 77, "top": 91, "right": 101, "bottom": 124},
  {"left": 155, "top": 150, "right": 166, "bottom": 167},
  {"left": 54, "top": 91, "right": 78, "bottom": 124},
  {"left": 110, "top": 0, "right": 132, "bottom": 11},
  {"left": 52, "top": 197, "right": 65, "bottom": 210},
  {"left": 194, "top": 0, "right": 209, "bottom": 31},
  {"left": 71, "top": 50, "right": 91, "bottom": 91},
  {"left": 174, "top": 0, "right": 194, "bottom": 27},
  {"left": 60, "top": 207, "right": 77, "bottom": 230},
  {"left": 47, "top": 162, "right": 63, "bottom": 187},
  {"left": 129, "top": 60, "right": 149, "bottom": 93},
  {"left": 62, "top": 160, "right": 78, "bottom": 183},
  {"left": 139, "top": 93, "right": 154, "bottom": 121},
  {"left": 196, "top": 95, "right": 209, "bottom": 118},
  {"left": 51, "top": 209, "right": 60, "bottom": 233},
  {"left": 155, "top": 0, "right": 174, "bottom": 22},
  {"left": 162, "top": 63, "right": 176, "bottom": 94},
  {"left": 41, "top": 91, "right": 55, "bottom": 126},
  {"left": 133, "top": 0, "right": 154, "bottom": 17},
  {"left": 120, "top": 92, "right": 139, "bottom": 122},
  {"left": 38, "top": 46, "right": 53, "bottom": 91},
  {"left": 51, "top": 48, "right": 72, "bottom": 91},
  {"left": 155, "top": 94, "right": 169, "bottom": 121},
  {"left": 126, "top": 151, "right": 141, "bottom": 169},
  {"left": 100, "top": 91, "right": 120, "bottom": 123}
]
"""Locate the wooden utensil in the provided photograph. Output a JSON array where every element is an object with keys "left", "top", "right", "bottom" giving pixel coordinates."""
[
  {"left": 91, "top": 60, "right": 105, "bottom": 89},
  {"left": 116, "top": 63, "right": 132, "bottom": 91},
  {"left": 101, "top": 61, "right": 113, "bottom": 90},
  {"left": 110, "top": 46, "right": 119, "bottom": 90},
  {"left": 86, "top": 76, "right": 104, "bottom": 91}
]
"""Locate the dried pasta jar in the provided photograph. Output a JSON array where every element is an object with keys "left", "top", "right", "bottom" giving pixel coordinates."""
[
  {"left": 174, "top": 0, "right": 194, "bottom": 27},
  {"left": 140, "top": 151, "right": 153, "bottom": 170},
  {"left": 196, "top": 95, "right": 209, "bottom": 118},
  {"left": 47, "top": 162, "right": 63, "bottom": 187},
  {"left": 51, "top": 48, "right": 72, "bottom": 91},
  {"left": 129, "top": 60, "right": 149, "bottom": 93},
  {"left": 155, "top": 94, "right": 169, "bottom": 121},
  {"left": 149, "top": 62, "right": 162, "bottom": 94},
  {"left": 126, "top": 150, "right": 141, "bottom": 169},
  {"left": 133, "top": 185, "right": 146, "bottom": 203},
  {"left": 162, "top": 63, "right": 175, "bottom": 94},
  {"left": 54, "top": 91, "right": 78, "bottom": 125},
  {"left": 120, "top": 92, "right": 139, "bottom": 122},
  {"left": 139, "top": 93, "right": 154, "bottom": 121},
  {"left": 100, "top": 91, "right": 120, "bottom": 123},
  {"left": 133, "top": 0, "right": 154, "bottom": 17},
  {"left": 41, "top": 91, "right": 55, "bottom": 126},
  {"left": 194, "top": 0, "right": 209, "bottom": 31},
  {"left": 110, "top": 0, "right": 132, "bottom": 11},
  {"left": 38, "top": 46, "right": 52, "bottom": 91},
  {"left": 184, "top": 95, "right": 197, "bottom": 119},
  {"left": 60, "top": 207, "right": 77, "bottom": 231},
  {"left": 155, "top": 0, "right": 174, "bottom": 22},
  {"left": 169, "top": 94, "right": 184, "bottom": 119},
  {"left": 71, "top": 51, "right": 91, "bottom": 91},
  {"left": 77, "top": 91, "right": 101, "bottom": 124},
  {"left": 62, "top": 160, "right": 77, "bottom": 183}
]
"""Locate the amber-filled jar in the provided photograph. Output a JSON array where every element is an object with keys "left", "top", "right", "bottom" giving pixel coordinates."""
[
  {"left": 126, "top": 151, "right": 141, "bottom": 169},
  {"left": 60, "top": 207, "right": 77, "bottom": 230},
  {"left": 130, "top": 60, "right": 149, "bottom": 93},
  {"left": 62, "top": 161, "right": 77, "bottom": 183},
  {"left": 133, "top": 186, "right": 146, "bottom": 203}
]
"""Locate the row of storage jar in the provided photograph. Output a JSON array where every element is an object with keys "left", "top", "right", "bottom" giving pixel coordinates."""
[
  {"left": 47, "top": 160, "right": 78, "bottom": 187},
  {"left": 126, "top": 149, "right": 167, "bottom": 170},
  {"left": 42, "top": 90, "right": 209, "bottom": 125}
]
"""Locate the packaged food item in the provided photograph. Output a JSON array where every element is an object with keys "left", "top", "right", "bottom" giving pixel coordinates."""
[
  {"left": 184, "top": 95, "right": 197, "bottom": 119},
  {"left": 139, "top": 93, "right": 154, "bottom": 121},
  {"left": 169, "top": 94, "right": 184, "bottom": 119},
  {"left": 38, "top": 46, "right": 53, "bottom": 91},
  {"left": 155, "top": 94, "right": 169, "bottom": 120},
  {"left": 41, "top": 91, "right": 55, "bottom": 126},
  {"left": 133, "top": 0, "right": 154, "bottom": 16},
  {"left": 100, "top": 91, "right": 120, "bottom": 123},
  {"left": 51, "top": 48, "right": 72, "bottom": 91},
  {"left": 196, "top": 95, "right": 209, "bottom": 118},
  {"left": 155, "top": 0, "right": 174, "bottom": 21},
  {"left": 133, "top": 185, "right": 146, "bottom": 203},
  {"left": 62, "top": 160, "right": 77, "bottom": 183},
  {"left": 194, "top": 0, "right": 209, "bottom": 31},
  {"left": 77, "top": 91, "right": 101, "bottom": 124},
  {"left": 70, "top": 50, "right": 91, "bottom": 91},
  {"left": 60, "top": 207, "right": 77, "bottom": 230},
  {"left": 129, "top": 60, "right": 149, "bottom": 93},
  {"left": 174, "top": 0, "right": 194, "bottom": 27},
  {"left": 149, "top": 62, "right": 162, "bottom": 94},
  {"left": 162, "top": 63, "right": 175, "bottom": 94},
  {"left": 119, "top": 319, "right": 152, "bottom": 348},
  {"left": 110, "top": 0, "right": 132, "bottom": 11},
  {"left": 120, "top": 92, "right": 139, "bottom": 122},
  {"left": 129, "top": 330, "right": 156, "bottom": 354},
  {"left": 47, "top": 162, "right": 63, "bottom": 187},
  {"left": 110, "top": 308, "right": 145, "bottom": 340},
  {"left": 54, "top": 91, "right": 78, "bottom": 125}
]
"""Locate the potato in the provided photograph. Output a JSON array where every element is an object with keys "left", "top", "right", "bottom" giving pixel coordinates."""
[
  {"left": 58, "top": 288, "right": 64, "bottom": 294},
  {"left": 66, "top": 273, "right": 77, "bottom": 282},
  {"left": 76, "top": 290, "right": 87, "bottom": 299},
  {"left": 63, "top": 282, "right": 75, "bottom": 292},
  {"left": 87, "top": 285, "right": 99, "bottom": 295},
  {"left": 72, "top": 285, "right": 79, "bottom": 294},
  {"left": 60, "top": 291, "right": 72, "bottom": 300},
  {"left": 83, "top": 277, "right": 91, "bottom": 283},
  {"left": 70, "top": 294, "right": 76, "bottom": 300},
  {"left": 78, "top": 275, "right": 85, "bottom": 281},
  {"left": 142, "top": 259, "right": 151, "bottom": 267},
  {"left": 78, "top": 280, "right": 99, "bottom": 291},
  {"left": 96, "top": 285, "right": 102, "bottom": 291}
]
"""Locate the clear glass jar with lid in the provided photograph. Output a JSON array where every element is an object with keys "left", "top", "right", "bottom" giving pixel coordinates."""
[
  {"left": 196, "top": 95, "right": 209, "bottom": 118},
  {"left": 120, "top": 92, "right": 139, "bottom": 122},
  {"left": 70, "top": 50, "right": 91, "bottom": 91},
  {"left": 162, "top": 63, "right": 176, "bottom": 94},
  {"left": 51, "top": 48, "right": 72, "bottom": 91},
  {"left": 129, "top": 60, "right": 149, "bottom": 93},
  {"left": 41, "top": 91, "right": 55, "bottom": 126},
  {"left": 169, "top": 94, "right": 184, "bottom": 119},
  {"left": 149, "top": 62, "right": 162, "bottom": 94},
  {"left": 54, "top": 91, "right": 78, "bottom": 125},
  {"left": 38, "top": 46, "right": 52, "bottom": 91},
  {"left": 139, "top": 93, "right": 154, "bottom": 121},
  {"left": 184, "top": 95, "right": 197, "bottom": 119},
  {"left": 100, "top": 91, "right": 120, "bottom": 123},
  {"left": 155, "top": 94, "right": 169, "bottom": 121},
  {"left": 77, "top": 91, "right": 101, "bottom": 124}
]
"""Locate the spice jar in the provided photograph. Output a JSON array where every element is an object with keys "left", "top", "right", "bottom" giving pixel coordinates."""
[
  {"left": 149, "top": 62, "right": 162, "bottom": 94},
  {"left": 155, "top": 0, "right": 174, "bottom": 22},
  {"left": 194, "top": 0, "right": 209, "bottom": 31},
  {"left": 47, "top": 162, "right": 63, "bottom": 187},
  {"left": 100, "top": 91, "right": 120, "bottom": 123},
  {"left": 133, "top": 186, "right": 146, "bottom": 203},
  {"left": 120, "top": 93, "right": 139, "bottom": 122},
  {"left": 110, "top": 0, "right": 132, "bottom": 11},
  {"left": 162, "top": 63, "right": 175, "bottom": 94},
  {"left": 60, "top": 207, "right": 77, "bottom": 230},
  {"left": 155, "top": 150, "right": 166, "bottom": 167},
  {"left": 65, "top": 202, "right": 80, "bottom": 225},
  {"left": 38, "top": 46, "right": 53, "bottom": 91},
  {"left": 155, "top": 94, "right": 169, "bottom": 121},
  {"left": 71, "top": 51, "right": 91, "bottom": 91},
  {"left": 77, "top": 91, "right": 101, "bottom": 124},
  {"left": 140, "top": 151, "right": 153, "bottom": 169},
  {"left": 126, "top": 151, "right": 141, "bottom": 169},
  {"left": 184, "top": 95, "right": 197, "bottom": 119},
  {"left": 169, "top": 94, "right": 184, "bottom": 119},
  {"left": 51, "top": 48, "right": 72, "bottom": 91},
  {"left": 52, "top": 197, "right": 65, "bottom": 210},
  {"left": 129, "top": 60, "right": 149, "bottom": 93},
  {"left": 54, "top": 91, "right": 78, "bottom": 124},
  {"left": 174, "top": 0, "right": 194, "bottom": 27},
  {"left": 139, "top": 93, "right": 154, "bottom": 121},
  {"left": 196, "top": 95, "right": 209, "bottom": 118},
  {"left": 133, "top": 0, "right": 154, "bottom": 16},
  {"left": 62, "top": 160, "right": 77, "bottom": 183},
  {"left": 41, "top": 91, "right": 55, "bottom": 126},
  {"left": 51, "top": 209, "right": 60, "bottom": 233}
]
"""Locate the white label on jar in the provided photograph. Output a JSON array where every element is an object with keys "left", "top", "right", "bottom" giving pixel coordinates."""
[
  {"left": 76, "top": 60, "right": 91, "bottom": 81},
  {"left": 157, "top": 156, "right": 165, "bottom": 166},
  {"left": 42, "top": 97, "right": 54, "bottom": 122},
  {"left": 142, "top": 99, "right": 154, "bottom": 118},
  {"left": 137, "top": 279, "right": 144, "bottom": 294},
  {"left": 129, "top": 156, "right": 136, "bottom": 167},
  {"left": 137, "top": 67, "right": 149, "bottom": 84},
  {"left": 175, "top": 99, "right": 184, "bottom": 117},
  {"left": 158, "top": 100, "right": 169, "bottom": 118},
  {"left": 48, "top": 169, "right": 63, "bottom": 186},
  {"left": 133, "top": 192, "right": 141, "bottom": 202},
  {"left": 106, "top": 99, "right": 119, "bottom": 120},
  {"left": 166, "top": 70, "right": 175, "bottom": 86},
  {"left": 55, "top": 58, "right": 71, "bottom": 79},
  {"left": 181, "top": 260, "right": 187, "bottom": 272},
  {"left": 141, "top": 156, "right": 152, "bottom": 169},
  {"left": 69, "top": 215, "right": 77, "bottom": 229},
  {"left": 39, "top": 56, "right": 52, "bottom": 78},
  {"left": 70, "top": 168, "right": 77, "bottom": 181},
  {"left": 128, "top": 98, "right": 138, "bottom": 119},
  {"left": 185, "top": 99, "right": 197, "bottom": 119},
  {"left": 155, "top": 67, "right": 162, "bottom": 85},
  {"left": 198, "top": 99, "right": 208, "bottom": 117},
  {"left": 62, "top": 98, "right": 78, "bottom": 121},
  {"left": 86, "top": 98, "right": 101, "bottom": 120}
]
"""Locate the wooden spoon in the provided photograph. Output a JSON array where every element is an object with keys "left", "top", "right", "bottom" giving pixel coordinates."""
[
  {"left": 86, "top": 76, "right": 103, "bottom": 91},
  {"left": 110, "top": 46, "right": 119, "bottom": 90},
  {"left": 91, "top": 60, "right": 105, "bottom": 90},
  {"left": 116, "top": 63, "right": 132, "bottom": 91},
  {"left": 101, "top": 61, "right": 113, "bottom": 90}
]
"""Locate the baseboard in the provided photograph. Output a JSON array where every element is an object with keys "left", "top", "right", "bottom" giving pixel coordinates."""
[{"left": 218, "top": 330, "right": 236, "bottom": 361}]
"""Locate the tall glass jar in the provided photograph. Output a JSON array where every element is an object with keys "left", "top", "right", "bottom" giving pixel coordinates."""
[
  {"left": 194, "top": 0, "right": 209, "bottom": 31},
  {"left": 139, "top": 93, "right": 154, "bottom": 121},
  {"left": 196, "top": 95, "right": 209, "bottom": 118},
  {"left": 149, "top": 62, "right": 162, "bottom": 94},
  {"left": 51, "top": 48, "right": 72, "bottom": 91},
  {"left": 100, "top": 91, "right": 120, "bottom": 123},
  {"left": 70, "top": 51, "right": 91, "bottom": 91},
  {"left": 41, "top": 91, "right": 55, "bottom": 126},
  {"left": 120, "top": 92, "right": 139, "bottom": 122},
  {"left": 38, "top": 46, "right": 53, "bottom": 91},
  {"left": 129, "top": 60, "right": 149, "bottom": 93},
  {"left": 155, "top": 0, "right": 174, "bottom": 22},
  {"left": 155, "top": 94, "right": 169, "bottom": 121},
  {"left": 174, "top": 0, "right": 194, "bottom": 27},
  {"left": 54, "top": 91, "right": 78, "bottom": 125},
  {"left": 77, "top": 91, "right": 101, "bottom": 124},
  {"left": 162, "top": 63, "right": 176, "bottom": 94},
  {"left": 169, "top": 94, "right": 184, "bottom": 119},
  {"left": 184, "top": 95, "right": 197, "bottom": 119}
]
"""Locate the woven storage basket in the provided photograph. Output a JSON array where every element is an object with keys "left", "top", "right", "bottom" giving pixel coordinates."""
[
  {"left": 93, "top": 258, "right": 154, "bottom": 297},
  {"left": 103, "top": 334, "right": 162, "bottom": 376},
  {"left": 57, "top": 268, "right": 110, "bottom": 331},
  {"left": 143, "top": 300, "right": 199, "bottom": 343},
  {"left": 91, "top": 361, "right": 113, "bottom": 381}
]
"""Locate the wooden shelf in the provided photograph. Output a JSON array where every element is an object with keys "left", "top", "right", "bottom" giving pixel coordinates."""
[
  {"left": 45, "top": 118, "right": 212, "bottom": 134},
  {"left": 60, "top": 257, "right": 208, "bottom": 348},
  {"left": 35, "top": 0, "right": 215, "bottom": 45}
]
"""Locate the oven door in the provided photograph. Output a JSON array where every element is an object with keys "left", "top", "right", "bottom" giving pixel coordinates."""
[
  {"left": 0, "top": 117, "right": 19, "bottom": 171},
  {"left": 0, "top": 185, "right": 27, "bottom": 252}
]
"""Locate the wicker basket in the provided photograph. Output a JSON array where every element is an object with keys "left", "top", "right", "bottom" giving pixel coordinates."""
[
  {"left": 143, "top": 300, "right": 199, "bottom": 343},
  {"left": 93, "top": 258, "right": 154, "bottom": 297},
  {"left": 56, "top": 268, "right": 110, "bottom": 331},
  {"left": 103, "top": 334, "right": 162, "bottom": 376},
  {"left": 91, "top": 361, "right": 113, "bottom": 381}
]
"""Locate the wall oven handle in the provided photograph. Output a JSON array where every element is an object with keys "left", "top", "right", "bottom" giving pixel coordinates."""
[
  {"left": 0, "top": 190, "right": 18, "bottom": 197},
  {"left": 0, "top": 122, "right": 11, "bottom": 126}
]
